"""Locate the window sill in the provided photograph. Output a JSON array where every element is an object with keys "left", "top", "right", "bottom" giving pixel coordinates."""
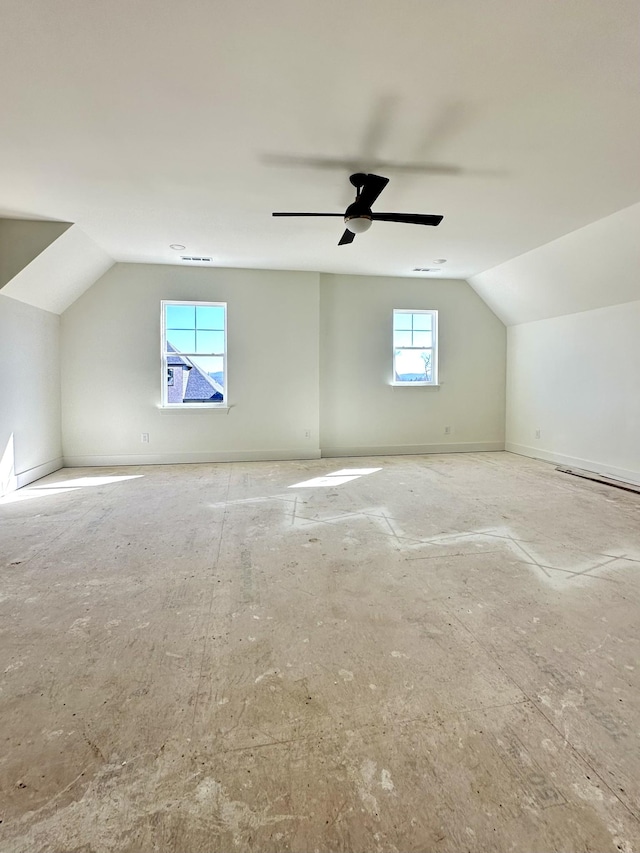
[
  {"left": 158, "top": 405, "right": 230, "bottom": 413},
  {"left": 390, "top": 382, "right": 440, "bottom": 388}
]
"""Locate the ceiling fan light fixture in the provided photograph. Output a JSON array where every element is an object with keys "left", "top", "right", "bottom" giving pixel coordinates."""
[{"left": 345, "top": 215, "right": 372, "bottom": 234}]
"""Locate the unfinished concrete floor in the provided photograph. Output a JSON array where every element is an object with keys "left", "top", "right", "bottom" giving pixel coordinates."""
[{"left": 1, "top": 451, "right": 639, "bottom": 852}]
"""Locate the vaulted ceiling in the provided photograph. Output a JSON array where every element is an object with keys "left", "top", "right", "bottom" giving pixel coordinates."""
[{"left": 1, "top": 0, "right": 638, "bottom": 318}]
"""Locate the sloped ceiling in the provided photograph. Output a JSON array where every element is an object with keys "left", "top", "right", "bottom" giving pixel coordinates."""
[
  {"left": 0, "top": 218, "right": 71, "bottom": 288},
  {"left": 0, "top": 221, "right": 113, "bottom": 314},
  {"left": 468, "top": 202, "right": 640, "bottom": 326},
  {"left": 0, "top": 0, "right": 638, "bottom": 293}
]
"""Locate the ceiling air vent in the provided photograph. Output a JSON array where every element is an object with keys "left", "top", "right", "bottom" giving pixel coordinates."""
[
  {"left": 413, "top": 267, "right": 440, "bottom": 272},
  {"left": 181, "top": 255, "right": 212, "bottom": 263}
]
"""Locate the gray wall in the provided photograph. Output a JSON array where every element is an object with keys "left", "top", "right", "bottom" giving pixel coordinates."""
[{"left": 0, "top": 294, "right": 62, "bottom": 495}]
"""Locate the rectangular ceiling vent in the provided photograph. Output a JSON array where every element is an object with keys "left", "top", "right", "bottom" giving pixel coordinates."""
[
  {"left": 181, "top": 255, "right": 212, "bottom": 263},
  {"left": 413, "top": 267, "right": 439, "bottom": 272}
]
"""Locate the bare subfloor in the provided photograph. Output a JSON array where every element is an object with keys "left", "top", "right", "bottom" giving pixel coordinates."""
[{"left": 1, "top": 452, "right": 639, "bottom": 852}]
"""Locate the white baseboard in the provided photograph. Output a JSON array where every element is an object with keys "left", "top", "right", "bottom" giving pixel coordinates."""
[
  {"left": 7, "top": 457, "right": 63, "bottom": 494},
  {"left": 62, "top": 448, "right": 322, "bottom": 467},
  {"left": 321, "top": 441, "right": 504, "bottom": 458},
  {"left": 506, "top": 443, "right": 640, "bottom": 487}
]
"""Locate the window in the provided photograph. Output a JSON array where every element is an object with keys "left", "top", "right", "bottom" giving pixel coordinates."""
[
  {"left": 161, "top": 301, "right": 226, "bottom": 406},
  {"left": 392, "top": 309, "right": 438, "bottom": 385}
]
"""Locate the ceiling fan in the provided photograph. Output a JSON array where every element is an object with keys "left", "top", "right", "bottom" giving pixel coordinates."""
[{"left": 272, "top": 172, "right": 443, "bottom": 245}]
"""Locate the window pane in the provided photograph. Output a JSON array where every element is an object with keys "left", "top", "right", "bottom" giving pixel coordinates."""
[
  {"left": 166, "top": 354, "right": 224, "bottom": 404},
  {"left": 196, "top": 305, "right": 225, "bottom": 330},
  {"left": 166, "top": 304, "right": 195, "bottom": 329},
  {"left": 166, "top": 330, "right": 195, "bottom": 352},
  {"left": 166, "top": 365, "right": 183, "bottom": 403},
  {"left": 412, "top": 313, "right": 432, "bottom": 331},
  {"left": 394, "top": 330, "right": 412, "bottom": 347},
  {"left": 394, "top": 348, "right": 433, "bottom": 382},
  {"left": 163, "top": 301, "right": 227, "bottom": 406},
  {"left": 196, "top": 330, "right": 224, "bottom": 353},
  {"left": 190, "top": 355, "right": 224, "bottom": 383},
  {"left": 393, "top": 312, "right": 412, "bottom": 331},
  {"left": 186, "top": 355, "right": 224, "bottom": 403},
  {"left": 413, "top": 330, "right": 433, "bottom": 348}
]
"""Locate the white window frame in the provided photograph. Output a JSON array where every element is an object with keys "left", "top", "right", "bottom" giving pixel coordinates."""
[
  {"left": 391, "top": 309, "right": 438, "bottom": 386},
  {"left": 161, "top": 300, "right": 227, "bottom": 408}
]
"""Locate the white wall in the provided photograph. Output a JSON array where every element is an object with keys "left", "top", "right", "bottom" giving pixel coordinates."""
[
  {"left": 61, "top": 264, "right": 321, "bottom": 465},
  {"left": 60, "top": 265, "right": 507, "bottom": 465},
  {"left": 507, "top": 299, "right": 640, "bottom": 485},
  {"left": 320, "top": 275, "right": 506, "bottom": 456},
  {"left": 0, "top": 294, "right": 62, "bottom": 495}
]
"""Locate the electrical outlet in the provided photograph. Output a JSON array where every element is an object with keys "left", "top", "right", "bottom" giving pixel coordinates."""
[
  {"left": 444, "top": 425, "right": 451, "bottom": 435},
  {"left": 141, "top": 433, "right": 150, "bottom": 443},
  {"left": 535, "top": 429, "right": 541, "bottom": 440},
  {"left": 304, "top": 429, "right": 311, "bottom": 439}
]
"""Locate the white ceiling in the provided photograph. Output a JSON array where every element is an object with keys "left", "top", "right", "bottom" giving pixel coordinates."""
[{"left": 1, "top": 0, "right": 639, "bottom": 282}]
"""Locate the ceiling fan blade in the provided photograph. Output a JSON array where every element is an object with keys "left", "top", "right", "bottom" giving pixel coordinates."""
[
  {"left": 358, "top": 173, "right": 389, "bottom": 209},
  {"left": 272, "top": 212, "right": 344, "bottom": 217},
  {"left": 264, "top": 154, "right": 363, "bottom": 172},
  {"left": 371, "top": 212, "right": 443, "bottom": 226},
  {"left": 338, "top": 229, "right": 355, "bottom": 245},
  {"left": 262, "top": 153, "right": 472, "bottom": 176}
]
